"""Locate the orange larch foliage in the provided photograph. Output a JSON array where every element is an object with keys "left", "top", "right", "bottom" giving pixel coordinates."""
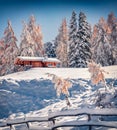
[
  {"left": 99, "top": 17, "right": 111, "bottom": 34},
  {"left": 47, "top": 73, "right": 72, "bottom": 97},
  {"left": 87, "top": 60, "right": 109, "bottom": 85}
]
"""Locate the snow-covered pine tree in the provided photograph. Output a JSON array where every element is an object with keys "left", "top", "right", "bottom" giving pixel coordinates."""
[
  {"left": 1, "top": 20, "right": 19, "bottom": 75},
  {"left": 44, "top": 42, "right": 56, "bottom": 58},
  {"left": 111, "top": 23, "right": 117, "bottom": 64},
  {"left": 76, "top": 12, "right": 92, "bottom": 68},
  {"left": 92, "top": 18, "right": 114, "bottom": 66},
  {"left": 68, "top": 11, "right": 77, "bottom": 67},
  {"left": 107, "top": 13, "right": 117, "bottom": 65},
  {"left": 56, "top": 18, "right": 68, "bottom": 67}
]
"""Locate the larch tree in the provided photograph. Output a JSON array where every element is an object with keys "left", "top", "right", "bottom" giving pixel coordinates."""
[
  {"left": 20, "top": 21, "right": 34, "bottom": 56},
  {"left": 68, "top": 11, "right": 78, "bottom": 67},
  {"left": 92, "top": 18, "right": 114, "bottom": 66},
  {"left": 0, "top": 39, "right": 5, "bottom": 76},
  {"left": 107, "top": 12, "right": 116, "bottom": 30},
  {"left": 76, "top": 12, "right": 92, "bottom": 68},
  {"left": 0, "top": 40, "right": 5, "bottom": 65},
  {"left": 20, "top": 15, "right": 44, "bottom": 57},
  {"left": 56, "top": 18, "right": 68, "bottom": 67},
  {"left": 28, "top": 15, "right": 44, "bottom": 56},
  {"left": 1, "top": 20, "right": 19, "bottom": 75}
]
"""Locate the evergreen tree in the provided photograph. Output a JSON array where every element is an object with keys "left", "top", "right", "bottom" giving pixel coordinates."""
[
  {"left": 44, "top": 42, "right": 56, "bottom": 58},
  {"left": 1, "top": 20, "right": 19, "bottom": 75},
  {"left": 92, "top": 18, "right": 114, "bottom": 66},
  {"left": 111, "top": 25, "right": 117, "bottom": 65},
  {"left": 56, "top": 18, "right": 68, "bottom": 67},
  {"left": 76, "top": 12, "right": 92, "bottom": 68},
  {"left": 68, "top": 11, "right": 77, "bottom": 67}
]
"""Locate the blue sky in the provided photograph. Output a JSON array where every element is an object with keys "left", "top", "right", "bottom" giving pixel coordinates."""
[{"left": 0, "top": 0, "right": 117, "bottom": 44}]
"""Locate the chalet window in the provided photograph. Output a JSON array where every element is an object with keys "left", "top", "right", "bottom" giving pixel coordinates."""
[
  {"left": 57, "top": 63, "right": 60, "bottom": 67},
  {"left": 48, "top": 63, "right": 53, "bottom": 67}
]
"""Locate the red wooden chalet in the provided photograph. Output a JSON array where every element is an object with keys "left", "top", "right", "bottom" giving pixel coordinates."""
[{"left": 14, "top": 56, "right": 61, "bottom": 67}]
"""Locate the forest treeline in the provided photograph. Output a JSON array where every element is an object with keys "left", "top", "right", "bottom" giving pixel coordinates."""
[{"left": 0, "top": 11, "right": 117, "bottom": 76}]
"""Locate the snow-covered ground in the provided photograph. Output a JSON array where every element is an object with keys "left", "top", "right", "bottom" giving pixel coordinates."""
[
  {"left": 0, "top": 65, "right": 117, "bottom": 80},
  {"left": 0, "top": 66, "right": 117, "bottom": 130}
]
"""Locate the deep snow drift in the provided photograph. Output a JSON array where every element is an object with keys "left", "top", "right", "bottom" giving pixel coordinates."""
[{"left": 0, "top": 66, "right": 117, "bottom": 130}]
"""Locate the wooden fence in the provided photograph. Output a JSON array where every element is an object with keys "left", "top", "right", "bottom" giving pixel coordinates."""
[{"left": 0, "top": 108, "right": 117, "bottom": 130}]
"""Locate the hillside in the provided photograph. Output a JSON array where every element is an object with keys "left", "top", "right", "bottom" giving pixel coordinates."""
[
  {"left": 0, "top": 65, "right": 117, "bottom": 80},
  {"left": 0, "top": 66, "right": 117, "bottom": 122}
]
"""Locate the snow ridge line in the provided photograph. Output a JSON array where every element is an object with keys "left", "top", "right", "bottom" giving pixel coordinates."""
[{"left": 48, "top": 108, "right": 117, "bottom": 119}]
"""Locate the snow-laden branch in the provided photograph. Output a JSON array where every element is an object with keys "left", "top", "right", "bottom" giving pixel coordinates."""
[{"left": 46, "top": 73, "right": 72, "bottom": 106}]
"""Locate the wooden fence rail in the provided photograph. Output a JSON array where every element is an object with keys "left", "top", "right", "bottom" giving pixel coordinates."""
[{"left": 0, "top": 108, "right": 117, "bottom": 130}]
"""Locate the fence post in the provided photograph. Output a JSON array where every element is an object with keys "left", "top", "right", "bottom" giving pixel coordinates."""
[
  {"left": 48, "top": 118, "right": 55, "bottom": 129},
  {"left": 89, "top": 126, "right": 92, "bottom": 130},
  {"left": 88, "top": 114, "right": 92, "bottom": 130},
  {"left": 26, "top": 122, "right": 30, "bottom": 129},
  {"left": 9, "top": 125, "right": 16, "bottom": 130},
  {"left": 88, "top": 114, "right": 91, "bottom": 121}
]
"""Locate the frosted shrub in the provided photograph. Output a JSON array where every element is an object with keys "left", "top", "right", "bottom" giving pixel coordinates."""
[
  {"left": 87, "top": 60, "right": 109, "bottom": 91},
  {"left": 47, "top": 73, "right": 72, "bottom": 107},
  {"left": 87, "top": 60, "right": 116, "bottom": 109}
]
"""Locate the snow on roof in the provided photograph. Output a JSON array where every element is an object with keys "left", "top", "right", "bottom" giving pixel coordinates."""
[{"left": 17, "top": 56, "right": 61, "bottom": 63}]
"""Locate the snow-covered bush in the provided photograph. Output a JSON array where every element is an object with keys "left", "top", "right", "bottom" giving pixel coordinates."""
[
  {"left": 47, "top": 73, "right": 72, "bottom": 107},
  {"left": 87, "top": 60, "right": 117, "bottom": 109},
  {"left": 87, "top": 60, "right": 109, "bottom": 91}
]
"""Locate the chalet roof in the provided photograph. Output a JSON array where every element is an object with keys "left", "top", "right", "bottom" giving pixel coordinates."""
[{"left": 17, "top": 56, "right": 61, "bottom": 63}]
